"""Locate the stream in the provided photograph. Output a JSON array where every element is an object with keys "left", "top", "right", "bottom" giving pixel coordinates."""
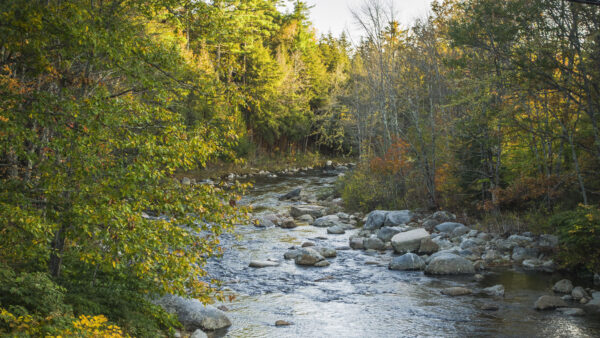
[{"left": 206, "top": 171, "right": 600, "bottom": 337}]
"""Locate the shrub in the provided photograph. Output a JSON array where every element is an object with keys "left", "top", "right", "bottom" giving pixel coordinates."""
[{"left": 550, "top": 204, "right": 600, "bottom": 273}]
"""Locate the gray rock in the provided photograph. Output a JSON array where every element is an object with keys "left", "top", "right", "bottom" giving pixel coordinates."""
[
  {"left": 451, "top": 225, "right": 471, "bottom": 238},
  {"left": 556, "top": 308, "right": 585, "bottom": 316},
  {"left": 477, "top": 232, "right": 493, "bottom": 241},
  {"left": 191, "top": 329, "right": 208, "bottom": 338},
  {"left": 349, "top": 236, "right": 364, "bottom": 250},
  {"left": 474, "top": 274, "right": 485, "bottom": 282},
  {"left": 284, "top": 249, "right": 302, "bottom": 260},
  {"left": 155, "top": 295, "right": 232, "bottom": 331},
  {"left": 280, "top": 188, "right": 301, "bottom": 200},
  {"left": 553, "top": 279, "right": 574, "bottom": 294},
  {"left": 422, "top": 219, "right": 440, "bottom": 231},
  {"left": 301, "top": 242, "right": 315, "bottom": 247},
  {"left": 280, "top": 218, "right": 298, "bottom": 229},
  {"left": 418, "top": 237, "right": 440, "bottom": 255},
  {"left": 467, "top": 230, "right": 479, "bottom": 237},
  {"left": 441, "top": 287, "right": 472, "bottom": 296},
  {"left": 391, "top": 228, "right": 430, "bottom": 253},
  {"left": 249, "top": 260, "right": 279, "bottom": 268},
  {"left": 364, "top": 210, "right": 389, "bottom": 230},
  {"left": 314, "top": 260, "right": 330, "bottom": 267},
  {"left": 377, "top": 226, "right": 405, "bottom": 242},
  {"left": 534, "top": 295, "right": 568, "bottom": 310},
  {"left": 506, "top": 235, "right": 533, "bottom": 249},
  {"left": 313, "top": 215, "right": 341, "bottom": 227},
  {"left": 364, "top": 236, "right": 386, "bottom": 251},
  {"left": 389, "top": 253, "right": 425, "bottom": 271},
  {"left": 275, "top": 320, "right": 293, "bottom": 326},
  {"left": 511, "top": 247, "right": 539, "bottom": 262},
  {"left": 522, "top": 259, "right": 554, "bottom": 272},
  {"left": 290, "top": 205, "right": 325, "bottom": 218},
  {"left": 327, "top": 225, "right": 346, "bottom": 234},
  {"left": 314, "top": 247, "right": 337, "bottom": 258},
  {"left": 482, "top": 284, "right": 505, "bottom": 297},
  {"left": 482, "top": 249, "right": 500, "bottom": 262},
  {"left": 253, "top": 216, "right": 275, "bottom": 228},
  {"left": 384, "top": 210, "right": 413, "bottom": 227},
  {"left": 460, "top": 238, "right": 484, "bottom": 250},
  {"left": 584, "top": 292, "right": 600, "bottom": 313},
  {"left": 425, "top": 253, "right": 475, "bottom": 275},
  {"left": 297, "top": 214, "right": 314, "bottom": 223},
  {"left": 432, "top": 211, "right": 456, "bottom": 222},
  {"left": 538, "top": 234, "right": 559, "bottom": 250},
  {"left": 294, "top": 248, "right": 325, "bottom": 266},
  {"left": 435, "top": 222, "right": 464, "bottom": 233},
  {"left": 182, "top": 177, "right": 192, "bottom": 185},
  {"left": 572, "top": 286, "right": 589, "bottom": 301}
]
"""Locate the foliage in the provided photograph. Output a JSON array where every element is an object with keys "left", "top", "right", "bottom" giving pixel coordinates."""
[{"left": 551, "top": 205, "right": 600, "bottom": 273}]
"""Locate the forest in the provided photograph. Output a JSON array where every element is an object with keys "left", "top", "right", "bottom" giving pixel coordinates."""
[{"left": 1, "top": 0, "right": 599, "bottom": 336}]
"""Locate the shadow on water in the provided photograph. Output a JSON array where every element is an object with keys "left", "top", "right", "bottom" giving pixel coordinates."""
[{"left": 205, "top": 172, "right": 600, "bottom": 338}]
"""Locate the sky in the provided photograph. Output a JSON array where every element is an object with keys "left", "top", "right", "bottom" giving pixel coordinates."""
[{"left": 280, "top": 0, "right": 435, "bottom": 40}]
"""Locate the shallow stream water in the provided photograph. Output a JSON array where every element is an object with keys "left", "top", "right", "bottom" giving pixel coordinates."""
[{"left": 206, "top": 172, "right": 600, "bottom": 337}]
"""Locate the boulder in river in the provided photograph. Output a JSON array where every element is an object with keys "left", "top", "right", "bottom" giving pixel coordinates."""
[
  {"left": 280, "top": 218, "right": 298, "bottom": 229},
  {"left": 389, "top": 253, "right": 425, "bottom": 271},
  {"left": 383, "top": 210, "right": 413, "bottom": 227},
  {"left": 364, "top": 236, "right": 385, "bottom": 251},
  {"left": 377, "top": 226, "right": 406, "bottom": 242},
  {"left": 290, "top": 205, "right": 325, "bottom": 219},
  {"left": 391, "top": 228, "right": 430, "bottom": 253},
  {"left": 534, "top": 295, "right": 568, "bottom": 310},
  {"left": 511, "top": 246, "right": 538, "bottom": 262},
  {"left": 571, "top": 286, "right": 589, "bottom": 301},
  {"left": 294, "top": 248, "right": 325, "bottom": 266},
  {"left": 553, "top": 279, "right": 574, "bottom": 294},
  {"left": 297, "top": 214, "right": 314, "bottom": 223},
  {"left": 441, "top": 287, "right": 472, "bottom": 296},
  {"left": 434, "top": 222, "right": 464, "bottom": 233},
  {"left": 349, "top": 236, "right": 365, "bottom": 250},
  {"left": 364, "top": 210, "right": 389, "bottom": 230},
  {"left": 327, "top": 225, "right": 346, "bottom": 234},
  {"left": 249, "top": 260, "right": 279, "bottom": 268},
  {"left": 314, "top": 246, "right": 337, "bottom": 258},
  {"left": 155, "top": 295, "right": 232, "bottom": 331},
  {"left": 190, "top": 330, "right": 208, "bottom": 338},
  {"left": 556, "top": 308, "right": 585, "bottom": 316},
  {"left": 425, "top": 252, "right": 475, "bottom": 275},
  {"left": 313, "top": 215, "right": 341, "bottom": 227},
  {"left": 253, "top": 216, "right": 275, "bottom": 228},
  {"left": 283, "top": 249, "right": 302, "bottom": 260},
  {"left": 418, "top": 237, "right": 439, "bottom": 255},
  {"left": 279, "top": 188, "right": 301, "bottom": 200}
]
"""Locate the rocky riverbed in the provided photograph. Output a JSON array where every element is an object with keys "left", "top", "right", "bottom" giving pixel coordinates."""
[{"left": 169, "top": 166, "right": 600, "bottom": 337}]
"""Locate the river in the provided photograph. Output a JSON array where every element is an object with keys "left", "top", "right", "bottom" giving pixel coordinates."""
[{"left": 205, "top": 170, "right": 600, "bottom": 337}]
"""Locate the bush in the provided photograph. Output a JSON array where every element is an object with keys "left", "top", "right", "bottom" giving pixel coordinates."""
[{"left": 550, "top": 204, "right": 600, "bottom": 273}]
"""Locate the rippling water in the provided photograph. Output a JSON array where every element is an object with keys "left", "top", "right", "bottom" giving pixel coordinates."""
[{"left": 205, "top": 172, "right": 600, "bottom": 337}]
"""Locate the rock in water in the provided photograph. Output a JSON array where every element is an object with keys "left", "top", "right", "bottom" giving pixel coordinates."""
[
  {"left": 249, "top": 260, "right": 279, "bottom": 268},
  {"left": 191, "top": 330, "right": 208, "bottom": 338},
  {"left": 314, "top": 260, "right": 330, "bottom": 267},
  {"left": 349, "top": 236, "right": 364, "bottom": 250},
  {"left": 571, "top": 286, "right": 589, "bottom": 301},
  {"left": 284, "top": 249, "right": 302, "bottom": 260},
  {"left": 441, "top": 287, "right": 472, "bottom": 296},
  {"left": 434, "top": 222, "right": 464, "bottom": 233},
  {"left": 364, "top": 210, "right": 389, "bottom": 230},
  {"left": 384, "top": 210, "right": 413, "bottom": 226},
  {"left": 552, "top": 279, "right": 574, "bottom": 294},
  {"left": 389, "top": 253, "right": 425, "bottom": 271},
  {"left": 534, "top": 295, "right": 568, "bottom": 310},
  {"left": 364, "top": 236, "right": 386, "bottom": 251},
  {"left": 275, "top": 320, "right": 292, "bottom": 326},
  {"left": 482, "top": 284, "right": 505, "bottom": 297},
  {"left": 313, "top": 215, "right": 341, "bottom": 227},
  {"left": 327, "top": 225, "right": 346, "bottom": 234},
  {"left": 377, "top": 226, "right": 405, "bottom": 242},
  {"left": 314, "top": 246, "right": 337, "bottom": 258},
  {"left": 290, "top": 205, "right": 325, "bottom": 218},
  {"left": 418, "top": 237, "right": 439, "bottom": 255},
  {"left": 425, "top": 253, "right": 475, "bottom": 275},
  {"left": 391, "top": 228, "right": 430, "bottom": 253},
  {"left": 280, "top": 218, "right": 298, "bottom": 229},
  {"left": 297, "top": 214, "right": 314, "bottom": 223},
  {"left": 556, "top": 308, "right": 585, "bottom": 316},
  {"left": 279, "top": 188, "right": 301, "bottom": 200},
  {"left": 294, "top": 248, "right": 325, "bottom": 266},
  {"left": 155, "top": 295, "right": 232, "bottom": 331}
]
